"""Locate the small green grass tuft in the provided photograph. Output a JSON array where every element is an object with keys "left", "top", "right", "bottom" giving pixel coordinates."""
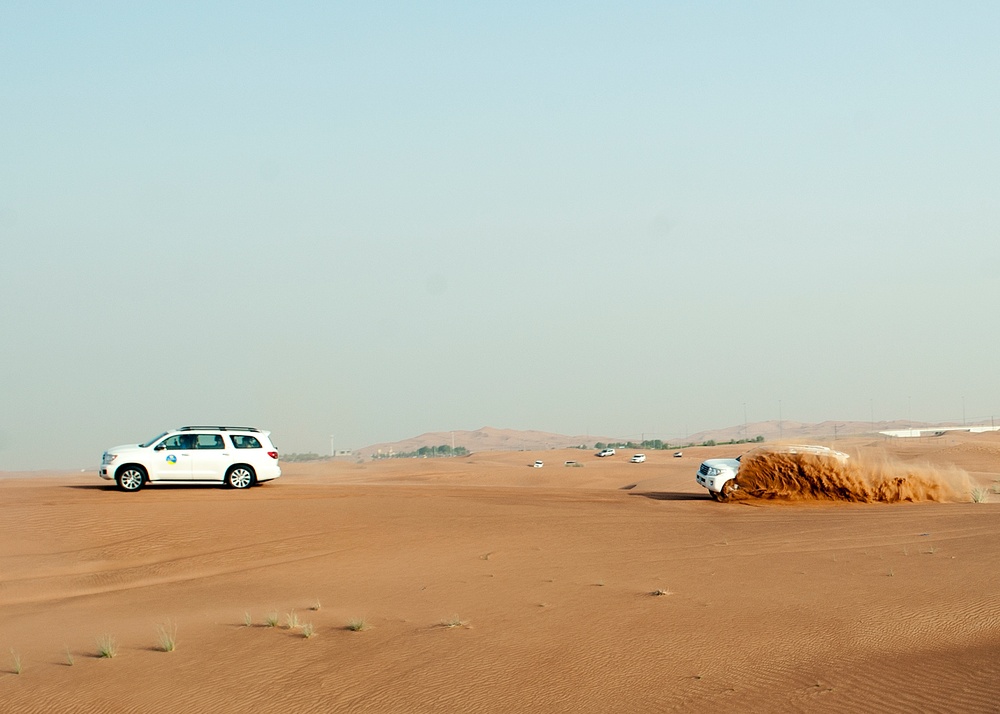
[
  {"left": 156, "top": 621, "right": 177, "bottom": 652},
  {"left": 346, "top": 617, "right": 370, "bottom": 632},
  {"left": 285, "top": 611, "right": 300, "bottom": 630},
  {"left": 11, "top": 649, "right": 22, "bottom": 675},
  {"left": 971, "top": 487, "right": 990, "bottom": 503},
  {"left": 651, "top": 589, "right": 674, "bottom": 597},
  {"left": 64, "top": 647, "right": 74, "bottom": 666},
  {"left": 96, "top": 634, "right": 118, "bottom": 659},
  {"left": 243, "top": 610, "right": 253, "bottom": 627},
  {"left": 310, "top": 600, "right": 322, "bottom": 612},
  {"left": 301, "top": 622, "right": 316, "bottom": 639},
  {"left": 440, "top": 615, "right": 469, "bottom": 628},
  {"left": 264, "top": 612, "right": 279, "bottom": 628}
]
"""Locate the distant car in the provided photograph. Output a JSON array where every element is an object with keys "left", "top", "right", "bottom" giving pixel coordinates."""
[
  {"left": 533, "top": 460, "right": 544, "bottom": 468},
  {"left": 673, "top": 451, "right": 683, "bottom": 458},
  {"left": 630, "top": 453, "right": 646, "bottom": 463},
  {"left": 596, "top": 448, "right": 616, "bottom": 457},
  {"left": 99, "top": 426, "right": 281, "bottom": 492}
]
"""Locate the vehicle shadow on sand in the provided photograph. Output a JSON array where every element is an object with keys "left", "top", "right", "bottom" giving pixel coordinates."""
[
  {"left": 64, "top": 483, "right": 229, "bottom": 492},
  {"left": 630, "top": 491, "right": 712, "bottom": 501}
]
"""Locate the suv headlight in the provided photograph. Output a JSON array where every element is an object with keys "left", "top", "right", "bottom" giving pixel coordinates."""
[{"left": 102, "top": 453, "right": 118, "bottom": 465}]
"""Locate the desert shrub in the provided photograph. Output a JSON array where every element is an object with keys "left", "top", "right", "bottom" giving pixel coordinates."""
[
  {"left": 346, "top": 618, "right": 369, "bottom": 632},
  {"left": 156, "top": 621, "right": 177, "bottom": 652},
  {"left": 96, "top": 635, "right": 118, "bottom": 659}
]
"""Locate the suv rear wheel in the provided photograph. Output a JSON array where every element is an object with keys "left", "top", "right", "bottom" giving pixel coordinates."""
[
  {"left": 116, "top": 466, "right": 146, "bottom": 492},
  {"left": 226, "top": 465, "right": 256, "bottom": 489}
]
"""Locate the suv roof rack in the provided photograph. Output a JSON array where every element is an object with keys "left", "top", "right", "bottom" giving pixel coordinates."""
[{"left": 178, "top": 426, "right": 261, "bottom": 432}]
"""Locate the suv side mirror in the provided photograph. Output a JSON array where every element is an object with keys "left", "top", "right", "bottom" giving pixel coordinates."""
[{"left": 154, "top": 443, "right": 165, "bottom": 451}]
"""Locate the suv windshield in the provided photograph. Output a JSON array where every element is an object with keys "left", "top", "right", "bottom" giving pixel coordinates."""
[{"left": 139, "top": 432, "right": 168, "bottom": 448}]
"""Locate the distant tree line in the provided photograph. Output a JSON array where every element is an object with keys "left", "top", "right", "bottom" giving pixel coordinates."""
[
  {"left": 374, "top": 444, "right": 469, "bottom": 459},
  {"left": 281, "top": 452, "right": 332, "bottom": 462},
  {"left": 694, "top": 436, "right": 765, "bottom": 447},
  {"left": 593, "top": 435, "right": 764, "bottom": 450},
  {"left": 594, "top": 440, "right": 678, "bottom": 450}
]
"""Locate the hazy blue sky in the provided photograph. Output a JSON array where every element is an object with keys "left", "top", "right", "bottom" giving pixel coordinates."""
[{"left": 2, "top": 2, "right": 998, "bottom": 469}]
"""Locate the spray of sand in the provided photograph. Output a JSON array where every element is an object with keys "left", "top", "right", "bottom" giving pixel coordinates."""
[{"left": 734, "top": 451, "right": 971, "bottom": 503}]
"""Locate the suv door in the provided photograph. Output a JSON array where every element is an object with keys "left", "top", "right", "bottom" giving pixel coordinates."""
[
  {"left": 152, "top": 434, "right": 195, "bottom": 480},
  {"left": 190, "top": 433, "right": 230, "bottom": 481}
]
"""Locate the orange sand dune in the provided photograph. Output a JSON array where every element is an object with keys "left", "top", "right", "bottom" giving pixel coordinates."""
[{"left": 2, "top": 434, "right": 1000, "bottom": 712}]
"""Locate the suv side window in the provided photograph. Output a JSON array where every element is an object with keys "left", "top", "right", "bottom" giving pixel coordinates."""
[
  {"left": 231, "top": 435, "right": 262, "bottom": 449},
  {"left": 161, "top": 435, "right": 189, "bottom": 450},
  {"left": 193, "top": 434, "right": 225, "bottom": 449}
]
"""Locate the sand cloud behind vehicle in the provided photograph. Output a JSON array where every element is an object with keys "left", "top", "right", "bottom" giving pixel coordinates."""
[{"left": 736, "top": 451, "right": 971, "bottom": 503}]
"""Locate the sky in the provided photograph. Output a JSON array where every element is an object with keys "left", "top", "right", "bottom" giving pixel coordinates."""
[{"left": 2, "top": 2, "right": 999, "bottom": 469}]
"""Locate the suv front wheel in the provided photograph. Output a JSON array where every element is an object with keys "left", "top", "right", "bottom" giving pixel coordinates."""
[
  {"left": 226, "top": 465, "right": 256, "bottom": 489},
  {"left": 116, "top": 465, "right": 146, "bottom": 492}
]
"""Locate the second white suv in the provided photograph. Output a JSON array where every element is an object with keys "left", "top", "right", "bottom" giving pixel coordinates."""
[{"left": 99, "top": 426, "right": 281, "bottom": 492}]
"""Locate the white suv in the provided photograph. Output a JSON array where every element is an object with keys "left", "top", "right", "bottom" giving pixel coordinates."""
[
  {"left": 696, "top": 444, "right": 848, "bottom": 501},
  {"left": 99, "top": 426, "right": 281, "bottom": 492}
]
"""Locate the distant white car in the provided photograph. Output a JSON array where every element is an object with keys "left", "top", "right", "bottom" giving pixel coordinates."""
[
  {"left": 630, "top": 453, "right": 646, "bottom": 463},
  {"left": 533, "top": 460, "right": 544, "bottom": 468},
  {"left": 673, "top": 451, "right": 683, "bottom": 458},
  {"left": 596, "top": 448, "right": 616, "bottom": 457},
  {"left": 696, "top": 444, "right": 848, "bottom": 501}
]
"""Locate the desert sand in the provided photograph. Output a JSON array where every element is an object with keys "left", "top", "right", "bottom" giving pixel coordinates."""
[{"left": 2, "top": 432, "right": 1000, "bottom": 712}]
